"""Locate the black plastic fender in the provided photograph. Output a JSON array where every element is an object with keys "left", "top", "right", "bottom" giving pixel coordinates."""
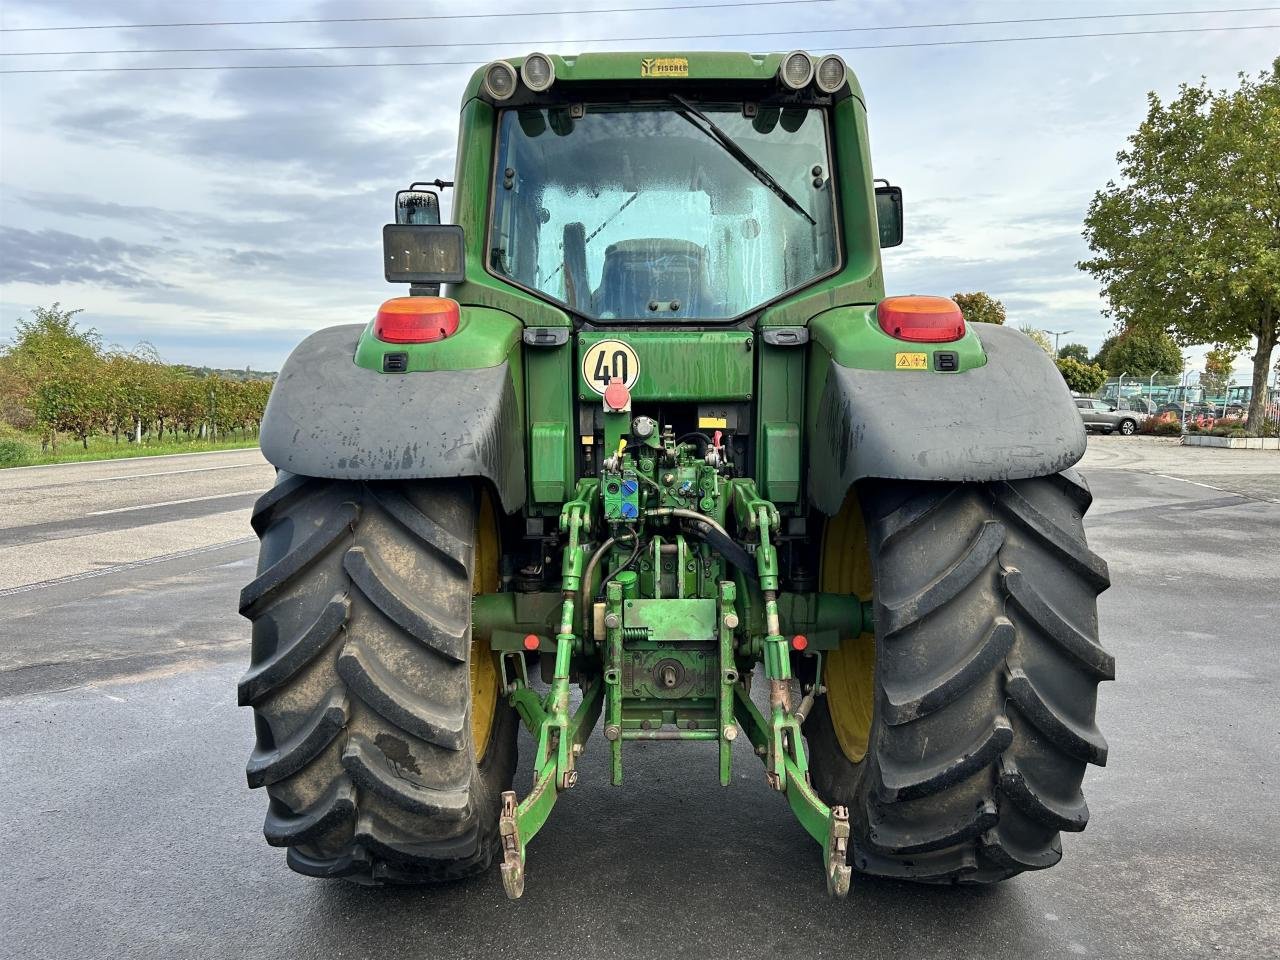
[
  {"left": 259, "top": 324, "right": 526, "bottom": 511},
  {"left": 808, "top": 323, "right": 1086, "bottom": 514}
]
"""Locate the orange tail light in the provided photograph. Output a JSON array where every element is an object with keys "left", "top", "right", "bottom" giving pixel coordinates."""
[
  {"left": 877, "top": 295, "right": 965, "bottom": 343},
  {"left": 374, "top": 296, "right": 460, "bottom": 344}
]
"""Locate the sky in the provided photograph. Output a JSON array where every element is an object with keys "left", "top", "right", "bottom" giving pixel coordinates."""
[{"left": 1, "top": 0, "right": 1277, "bottom": 379}]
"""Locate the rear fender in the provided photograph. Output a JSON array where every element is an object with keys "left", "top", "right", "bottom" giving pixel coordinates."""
[
  {"left": 259, "top": 321, "right": 526, "bottom": 512},
  {"left": 808, "top": 322, "right": 1086, "bottom": 514}
]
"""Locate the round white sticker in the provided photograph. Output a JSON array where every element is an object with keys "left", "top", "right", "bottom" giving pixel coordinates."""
[{"left": 581, "top": 339, "right": 640, "bottom": 396}]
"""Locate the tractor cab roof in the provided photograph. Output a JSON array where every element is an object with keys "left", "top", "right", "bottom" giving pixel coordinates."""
[{"left": 462, "top": 51, "right": 866, "bottom": 107}]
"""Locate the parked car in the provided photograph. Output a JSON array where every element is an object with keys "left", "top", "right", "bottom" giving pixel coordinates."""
[
  {"left": 1115, "top": 396, "right": 1154, "bottom": 418},
  {"left": 1075, "top": 397, "right": 1140, "bottom": 435}
]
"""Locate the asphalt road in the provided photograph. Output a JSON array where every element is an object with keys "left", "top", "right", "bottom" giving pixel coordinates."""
[{"left": 2, "top": 439, "right": 1277, "bottom": 959}]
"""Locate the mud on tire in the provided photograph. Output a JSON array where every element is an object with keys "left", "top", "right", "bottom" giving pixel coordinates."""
[
  {"left": 805, "top": 470, "right": 1113, "bottom": 882},
  {"left": 238, "top": 474, "right": 517, "bottom": 884}
]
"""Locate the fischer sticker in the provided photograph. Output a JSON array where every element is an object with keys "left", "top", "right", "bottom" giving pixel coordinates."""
[
  {"left": 894, "top": 352, "right": 929, "bottom": 370},
  {"left": 582, "top": 339, "right": 640, "bottom": 395},
  {"left": 641, "top": 57, "right": 689, "bottom": 78}
]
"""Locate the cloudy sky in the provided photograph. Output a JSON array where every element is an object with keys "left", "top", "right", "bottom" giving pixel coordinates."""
[{"left": 2, "top": 0, "right": 1276, "bottom": 377}]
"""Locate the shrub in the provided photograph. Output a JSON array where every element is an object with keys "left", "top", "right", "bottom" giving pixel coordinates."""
[
  {"left": 0, "top": 438, "right": 33, "bottom": 467},
  {"left": 1139, "top": 412, "right": 1184, "bottom": 436},
  {"left": 1204, "top": 416, "right": 1245, "bottom": 436}
]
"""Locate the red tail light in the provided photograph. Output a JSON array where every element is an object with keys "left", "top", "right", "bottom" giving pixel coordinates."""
[
  {"left": 877, "top": 296, "right": 965, "bottom": 343},
  {"left": 374, "top": 297, "right": 460, "bottom": 343}
]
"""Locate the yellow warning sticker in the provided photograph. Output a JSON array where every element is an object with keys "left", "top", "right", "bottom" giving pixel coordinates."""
[
  {"left": 641, "top": 57, "right": 689, "bottom": 78},
  {"left": 895, "top": 352, "right": 928, "bottom": 370}
]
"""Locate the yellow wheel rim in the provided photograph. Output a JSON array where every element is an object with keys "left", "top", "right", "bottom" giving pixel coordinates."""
[
  {"left": 470, "top": 488, "right": 501, "bottom": 762},
  {"left": 820, "top": 493, "right": 876, "bottom": 764}
]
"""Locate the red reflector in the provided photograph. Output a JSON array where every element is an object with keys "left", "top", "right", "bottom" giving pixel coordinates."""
[
  {"left": 374, "top": 297, "right": 460, "bottom": 344},
  {"left": 877, "top": 295, "right": 965, "bottom": 343},
  {"left": 523, "top": 634, "right": 540, "bottom": 652},
  {"left": 791, "top": 634, "right": 808, "bottom": 651}
]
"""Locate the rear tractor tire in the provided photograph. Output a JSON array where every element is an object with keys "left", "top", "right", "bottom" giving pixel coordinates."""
[
  {"left": 238, "top": 474, "right": 516, "bottom": 884},
  {"left": 805, "top": 471, "right": 1113, "bottom": 882}
]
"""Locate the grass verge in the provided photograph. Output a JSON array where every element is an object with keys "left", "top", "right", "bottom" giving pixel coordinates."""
[{"left": 0, "top": 434, "right": 261, "bottom": 468}]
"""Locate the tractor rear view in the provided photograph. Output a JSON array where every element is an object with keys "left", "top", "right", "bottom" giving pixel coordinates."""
[{"left": 240, "top": 51, "right": 1112, "bottom": 898}]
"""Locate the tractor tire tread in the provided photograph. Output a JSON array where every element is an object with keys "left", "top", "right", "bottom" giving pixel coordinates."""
[
  {"left": 881, "top": 617, "right": 1015, "bottom": 725},
  {"left": 998, "top": 755, "right": 1090, "bottom": 831},
  {"left": 238, "top": 593, "right": 350, "bottom": 707},
  {"left": 263, "top": 778, "right": 358, "bottom": 847},
  {"left": 343, "top": 546, "right": 468, "bottom": 663},
  {"left": 239, "top": 501, "right": 359, "bottom": 615},
  {"left": 879, "top": 520, "right": 1004, "bottom": 636},
  {"left": 245, "top": 688, "right": 349, "bottom": 788},
  {"left": 241, "top": 476, "right": 516, "bottom": 886},
  {"left": 806, "top": 475, "right": 1112, "bottom": 883}
]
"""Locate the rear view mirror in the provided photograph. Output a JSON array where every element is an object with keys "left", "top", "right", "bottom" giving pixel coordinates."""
[
  {"left": 874, "top": 181, "right": 903, "bottom": 248},
  {"left": 395, "top": 189, "right": 442, "bottom": 225},
  {"left": 383, "top": 224, "right": 466, "bottom": 285}
]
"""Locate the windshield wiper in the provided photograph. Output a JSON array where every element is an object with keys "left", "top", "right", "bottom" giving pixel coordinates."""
[{"left": 670, "top": 94, "right": 816, "bottom": 226}]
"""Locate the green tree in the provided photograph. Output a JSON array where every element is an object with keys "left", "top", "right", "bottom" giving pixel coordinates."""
[
  {"left": 152, "top": 366, "right": 191, "bottom": 440},
  {"left": 34, "top": 366, "right": 106, "bottom": 449},
  {"left": 1056, "top": 356, "right": 1107, "bottom": 394},
  {"left": 1200, "top": 346, "right": 1236, "bottom": 399},
  {"left": 1018, "top": 324, "right": 1054, "bottom": 355},
  {"left": 102, "top": 347, "right": 164, "bottom": 443},
  {"left": 1080, "top": 59, "right": 1280, "bottom": 431},
  {"left": 952, "top": 291, "right": 1006, "bottom": 325},
  {"left": 1, "top": 302, "right": 274, "bottom": 456},
  {"left": 1, "top": 303, "right": 103, "bottom": 450},
  {"left": 1093, "top": 329, "right": 1183, "bottom": 377},
  {"left": 242, "top": 379, "right": 273, "bottom": 433},
  {"left": 1057, "top": 343, "right": 1090, "bottom": 363}
]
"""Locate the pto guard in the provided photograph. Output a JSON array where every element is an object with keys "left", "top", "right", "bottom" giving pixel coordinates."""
[
  {"left": 808, "top": 323, "right": 1087, "bottom": 514},
  {"left": 259, "top": 323, "right": 526, "bottom": 511}
]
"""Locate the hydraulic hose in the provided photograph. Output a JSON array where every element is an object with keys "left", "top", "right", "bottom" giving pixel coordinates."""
[
  {"left": 578, "top": 530, "right": 639, "bottom": 634},
  {"left": 646, "top": 508, "right": 758, "bottom": 583},
  {"left": 578, "top": 509, "right": 755, "bottom": 636}
]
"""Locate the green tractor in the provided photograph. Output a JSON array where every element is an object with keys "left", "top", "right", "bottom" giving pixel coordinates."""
[{"left": 240, "top": 51, "right": 1112, "bottom": 898}]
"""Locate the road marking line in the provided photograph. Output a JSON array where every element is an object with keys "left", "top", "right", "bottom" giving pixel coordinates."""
[
  {"left": 0, "top": 537, "right": 257, "bottom": 599},
  {"left": 88, "top": 489, "right": 268, "bottom": 515},
  {"left": 1149, "top": 473, "right": 1280, "bottom": 504},
  {"left": 1150, "top": 473, "right": 1229, "bottom": 493},
  {"left": 88, "top": 462, "right": 265, "bottom": 482}
]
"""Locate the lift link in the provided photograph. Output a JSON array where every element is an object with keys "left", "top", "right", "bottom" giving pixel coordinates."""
[
  {"left": 747, "top": 502, "right": 852, "bottom": 897},
  {"left": 605, "top": 579, "right": 625, "bottom": 785},
  {"left": 499, "top": 495, "right": 604, "bottom": 900},
  {"left": 716, "top": 580, "right": 738, "bottom": 786}
]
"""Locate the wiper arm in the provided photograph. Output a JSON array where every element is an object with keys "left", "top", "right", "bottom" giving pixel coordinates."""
[{"left": 670, "top": 94, "right": 816, "bottom": 226}]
